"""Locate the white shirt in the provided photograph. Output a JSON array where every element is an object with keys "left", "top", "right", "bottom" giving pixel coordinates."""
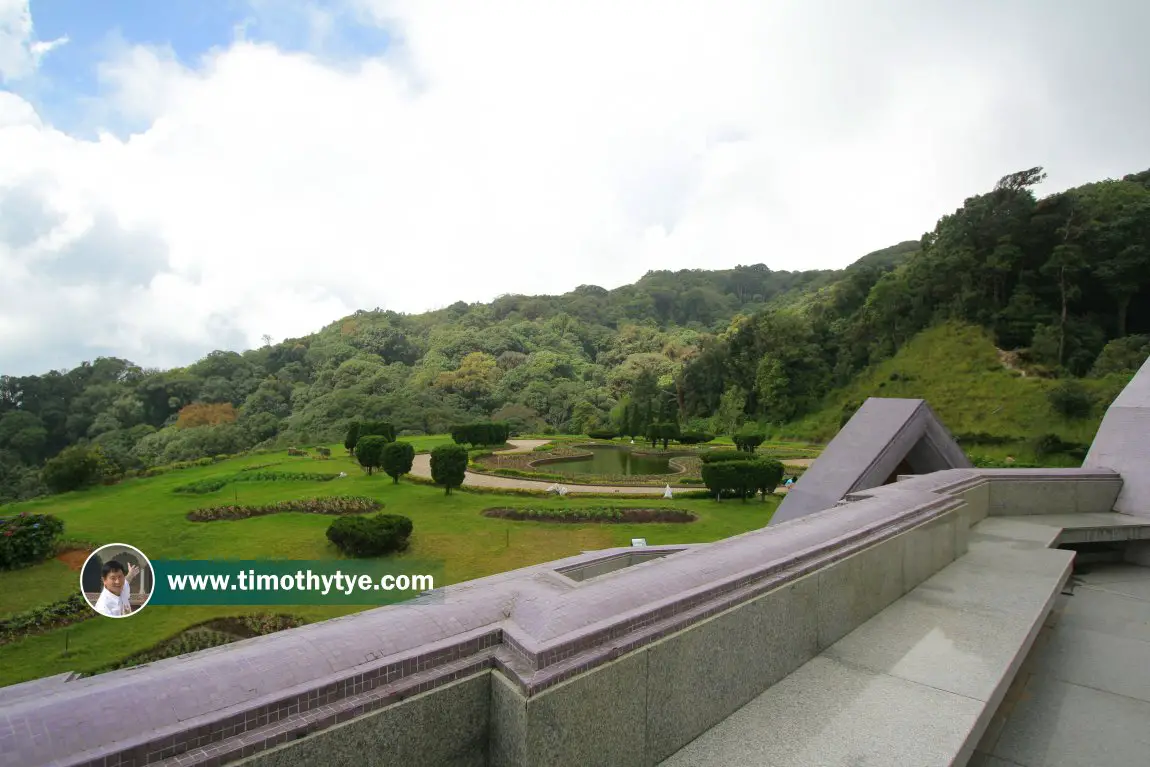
[
  {"left": 94, "top": 587, "right": 125, "bottom": 617},
  {"left": 93, "top": 581, "right": 132, "bottom": 618}
]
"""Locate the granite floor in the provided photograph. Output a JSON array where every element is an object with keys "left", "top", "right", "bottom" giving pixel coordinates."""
[{"left": 971, "top": 561, "right": 1150, "bottom": 767}]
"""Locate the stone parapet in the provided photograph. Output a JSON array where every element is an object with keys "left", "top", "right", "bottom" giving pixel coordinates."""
[{"left": 0, "top": 466, "right": 1124, "bottom": 767}]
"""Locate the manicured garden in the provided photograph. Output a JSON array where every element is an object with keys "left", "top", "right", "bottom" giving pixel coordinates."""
[{"left": 0, "top": 435, "right": 787, "bottom": 687}]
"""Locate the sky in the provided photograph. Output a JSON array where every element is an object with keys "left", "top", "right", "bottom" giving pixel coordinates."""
[{"left": 1, "top": 0, "right": 1148, "bottom": 376}]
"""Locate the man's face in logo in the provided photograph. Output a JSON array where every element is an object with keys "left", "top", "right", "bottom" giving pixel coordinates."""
[{"left": 102, "top": 567, "right": 125, "bottom": 596}]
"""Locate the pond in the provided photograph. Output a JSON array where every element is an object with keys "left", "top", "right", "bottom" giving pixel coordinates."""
[{"left": 540, "top": 445, "right": 677, "bottom": 476}]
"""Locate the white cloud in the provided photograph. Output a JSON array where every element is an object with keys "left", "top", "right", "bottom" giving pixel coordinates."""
[
  {"left": 1, "top": 0, "right": 1149, "bottom": 374},
  {"left": 0, "top": 0, "right": 67, "bottom": 82}
]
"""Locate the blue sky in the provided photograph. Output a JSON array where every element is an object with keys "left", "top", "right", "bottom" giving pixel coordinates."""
[{"left": 18, "top": 0, "right": 390, "bottom": 132}]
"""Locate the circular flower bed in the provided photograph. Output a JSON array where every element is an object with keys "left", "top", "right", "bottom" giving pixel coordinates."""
[{"left": 481, "top": 506, "right": 695, "bottom": 523}]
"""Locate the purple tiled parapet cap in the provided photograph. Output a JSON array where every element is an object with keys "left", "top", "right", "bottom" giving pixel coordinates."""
[{"left": 0, "top": 467, "right": 1123, "bottom": 767}]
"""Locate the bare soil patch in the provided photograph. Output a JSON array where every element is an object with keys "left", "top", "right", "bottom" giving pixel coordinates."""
[{"left": 55, "top": 549, "right": 91, "bottom": 571}]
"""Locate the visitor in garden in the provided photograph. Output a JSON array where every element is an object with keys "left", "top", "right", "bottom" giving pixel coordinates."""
[{"left": 93, "top": 560, "right": 140, "bottom": 618}]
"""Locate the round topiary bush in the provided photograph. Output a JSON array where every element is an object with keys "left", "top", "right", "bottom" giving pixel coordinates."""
[
  {"left": 326, "top": 513, "right": 414, "bottom": 557},
  {"left": 430, "top": 444, "right": 469, "bottom": 495}
]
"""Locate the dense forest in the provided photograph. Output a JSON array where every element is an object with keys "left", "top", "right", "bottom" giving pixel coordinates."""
[{"left": 1, "top": 166, "right": 1148, "bottom": 504}]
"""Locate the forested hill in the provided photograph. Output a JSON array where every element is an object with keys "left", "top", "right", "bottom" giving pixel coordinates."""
[{"left": 2, "top": 166, "right": 1148, "bottom": 503}]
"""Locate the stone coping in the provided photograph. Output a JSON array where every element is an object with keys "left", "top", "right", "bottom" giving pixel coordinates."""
[{"left": 0, "top": 467, "right": 1122, "bottom": 767}]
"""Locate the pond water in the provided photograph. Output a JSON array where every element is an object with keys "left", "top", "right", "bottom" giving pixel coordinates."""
[{"left": 541, "top": 445, "right": 676, "bottom": 476}]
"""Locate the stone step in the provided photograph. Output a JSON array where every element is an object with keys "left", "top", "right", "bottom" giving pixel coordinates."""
[{"left": 659, "top": 518, "right": 1075, "bottom": 767}]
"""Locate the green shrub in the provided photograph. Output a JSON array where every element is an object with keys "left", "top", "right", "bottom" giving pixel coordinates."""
[
  {"left": 172, "top": 477, "right": 230, "bottom": 494},
  {"left": 677, "top": 432, "right": 715, "bottom": 445},
  {"left": 41, "top": 445, "right": 102, "bottom": 494},
  {"left": 430, "top": 444, "right": 469, "bottom": 494},
  {"left": 326, "top": 514, "right": 413, "bottom": 557},
  {"left": 381, "top": 441, "right": 415, "bottom": 483},
  {"left": 451, "top": 423, "right": 511, "bottom": 447},
  {"left": 1048, "top": 381, "right": 1093, "bottom": 419},
  {"left": 678, "top": 477, "right": 704, "bottom": 484},
  {"left": 481, "top": 506, "right": 695, "bottom": 523},
  {"left": 187, "top": 496, "right": 381, "bottom": 521},
  {"left": 699, "top": 450, "right": 757, "bottom": 464},
  {"left": 678, "top": 489, "right": 743, "bottom": 500},
  {"left": 96, "top": 615, "right": 306, "bottom": 672},
  {"left": 0, "top": 593, "right": 92, "bottom": 644},
  {"left": 645, "top": 422, "right": 680, "bottom": 449},
  {"left": 359, "top": 421, "right": 396, "bottom": 442},
  {"left": 732, "top": 428, "right": 765, "bottom": 453},
  {"left": 345, "top": 421, "right": 361, "bottom": 454},
  {"left": 1033, "top": 433, "right": 1088, "bottom": 459},
  {"left": 356, "top": 435, "right": 390, "bottom": 474},
  {"left": 173, "top": 471, "right": 339, "bottom": 494},
  {"left": 701, "top": 458, "right": 783, "bottom": 501},
  {"left": 953, "top": 432, "right": 1020, "bottom": 446},
  {"left": 0, "top": 513, "right": 65, "bottom": 570},
  {"left": 586, "top": 429, "right": 618, "bottom": 440}
]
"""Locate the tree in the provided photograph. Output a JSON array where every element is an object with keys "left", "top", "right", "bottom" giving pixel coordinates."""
[
  {"left": 41, "top": 445, "right": 101, "bottom": 493},
  {"left": 713, "top": 386, "right": 746, "bottom": 435},
  {"left": 1041, "top": 242, "right": 1085, "bottom": 368},
  {"left": 1091, "top": 335, "right": 1150, "bottom": 377},
  {"left": 1048, "top": 381, "right": 1092, "bottom": 419},
  {"left": 359, "top": 421, "right": 396, "bottom": 442},
  {"left": 430, "top": 444, "right": 469, "bottom": 495},
  {"left": 701, "top": 461, "right": 742, "bottom": 501},
  {"left": 344, "top": 421, "right": 361, "bottom": 454},
  {"left": 995, "top": 166, "right": 1046, "bottom": 192},
  {"left": 381, "top": 441, "right": 415, "bottom": 484},
  {"left": 733, "top": 428, "right": 765, "bottom": 453},
  {"left": 750, "top": 458, "right": 785, "bottom": 500},
  {"left": 355, "top": 435, "right": 389, "bottom": 475}
]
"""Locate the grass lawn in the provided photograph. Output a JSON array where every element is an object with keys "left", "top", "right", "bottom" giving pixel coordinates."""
[{"left": 0, "top": 438, "right": 779, "bottom": 687}]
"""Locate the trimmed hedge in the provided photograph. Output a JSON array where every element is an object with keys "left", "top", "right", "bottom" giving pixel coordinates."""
[
  {"left": 97, "top": 615, "right": 306, "bottom": 673},
  {"left": 187, "top": 496, "right": 382, "bottom": 521},
  {"left": 732, "top": 429, "right": 766, "bottom": 452},
  {"left": 699, "top": 450, "right": 758, "bottom": 464},
  {"left": 0, "top": 593, "right": 93, "bottom": 644},
  {"left": 586, "top": 429, "right": 618, "bottom": 440},
  {"left": 173, "top": 471, "right": 341, "bottom": 494},
  {"left": 327, "top": 514, "right": 413, "bottom": 557},
  {"left": 0, "top": 513, "right": 65, "bottom": 570},
  {"left": 359, "top": 421, "right": 397, "bottom": 442},
  {"left": 451, "top": 423, "right": 511, "bottom": 447},
  {"left": 677, "top": 432, "right": 715, "bottom": 445},
  {"left": 701, "top": 458, "right": 784, "bottom": 501},
  {"left": 482, "top": 506, "right": 696, "bottom": 523}
]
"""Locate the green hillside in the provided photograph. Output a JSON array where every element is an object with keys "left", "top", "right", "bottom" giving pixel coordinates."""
[{"left": 779, "top": 323, "right": 1131, "bottom": 462}]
